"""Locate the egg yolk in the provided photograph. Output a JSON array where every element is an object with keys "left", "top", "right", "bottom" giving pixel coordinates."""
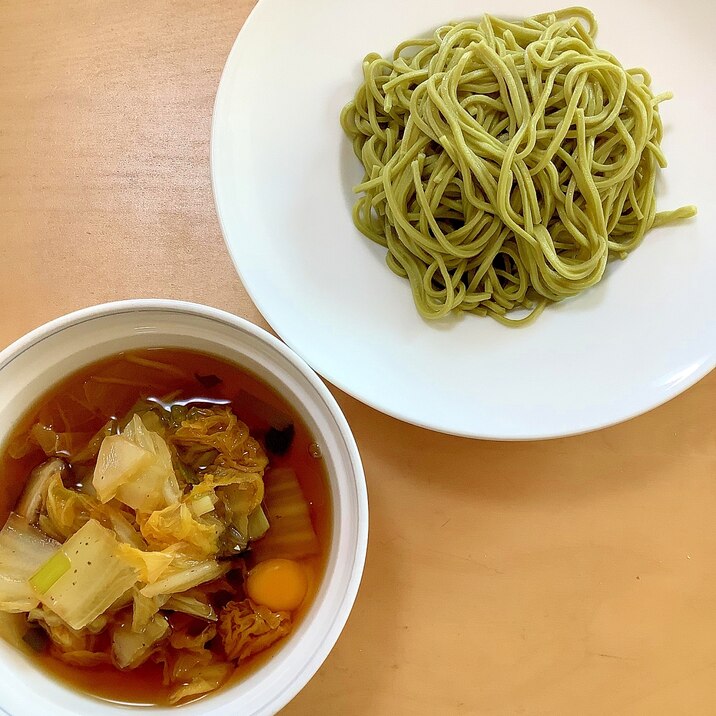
[{"left": 246, "top": 558, "right": 308, "bottom": 612}]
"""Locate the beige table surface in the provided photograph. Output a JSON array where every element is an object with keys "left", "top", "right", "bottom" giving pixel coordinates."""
[{"left": 1, "top": 2, "right": 715, "bottom": 714}]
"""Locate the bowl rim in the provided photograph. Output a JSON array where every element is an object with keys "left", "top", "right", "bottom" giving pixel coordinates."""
[{"left": 0, "top": 298, "right": 369, "bottom": 715}]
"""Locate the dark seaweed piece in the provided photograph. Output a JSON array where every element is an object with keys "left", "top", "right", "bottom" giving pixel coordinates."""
[
  {"left": 22, "top": 627, "right": 49, "bottom": 653},
  {"left": 265, "top": 424, "right": 295, "bottom": 456},
  {"left": 195, "top": 373, "right": 223, "bottom": 389}
]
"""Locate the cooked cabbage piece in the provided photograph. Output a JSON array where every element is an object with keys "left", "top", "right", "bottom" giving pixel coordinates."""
[
  {"left": 252, "top": 469, "right": 319, "bottom": 561},
  {"left": 168, "top": 663, "right": 233, "bottom": 705},
  {"left": 94, "top": 416, "right": 180, "bottom": 512},
  {"left": 131, "top": 589, "right": 169, "bottom": 632},
  {"left": 31, "top": 519, "right": 139, "bottom": 630},
  {"left": 247, "top": 505, "right": 270, "bottom": 541},
  {"left": 0, "top": 514, "right": 60, "bottom": 612},
  {"left": 116, "top": 544, "right": 174, "bottom": 584},
  {"left": 171, "top": 407, "right": 268, "bottom": 475},
  {"left": 140, "top": 503, "right": 220, "bottom": 558},
  {"left": 218, "top": 599, "right": 292, "bottom": 662},
  {"left": 118, "top": 415, "right": 181, "bottom": 510},
  {"left": 140, "top": 560, "right": 228, "bottom": 599},
  {"left": 28, "top": 604, "right": 108, "bottom": 656},
  {"left": 112, "top": 612, "right": 170, "bottom": 669},
  {"left": 93, "top": 434, "right": 153, "bottom": 502},
  {"left": 188, "top": 493, "right": 215, "bottom": 518},
  {"left": 44, "top": 474, "right": 145, "bottom": 547},
  {"left": 15, "top": 458, "right": 67, "bottom": 524},
  {"left": 164, "top": 593, "right": 216, "bottom": 621}
]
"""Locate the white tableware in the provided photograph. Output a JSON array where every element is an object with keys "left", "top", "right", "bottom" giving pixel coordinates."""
[
  {"left": 0, "top": 299, "right": 368, "bottom": 716},
  {"left": 212, "top": 0, "right": 715, "bottom": 439}
]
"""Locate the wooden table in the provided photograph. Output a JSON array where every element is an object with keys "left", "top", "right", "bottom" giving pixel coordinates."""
[{"left": 1, "top": 3, "right": 715, "bottom": 714}]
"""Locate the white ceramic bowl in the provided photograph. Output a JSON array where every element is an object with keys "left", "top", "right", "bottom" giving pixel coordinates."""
[{"left": 0, "top": 300, "right": 368, "bottom": 716}]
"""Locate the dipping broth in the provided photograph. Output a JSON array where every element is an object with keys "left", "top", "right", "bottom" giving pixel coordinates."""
[{"left": 0, "top": 348, "right": 331, "bottom": 706}]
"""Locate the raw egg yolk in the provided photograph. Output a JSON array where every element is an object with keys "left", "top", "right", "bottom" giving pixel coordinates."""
[{"left": 246, "top": 558, "right": 307, "bottom": 611}]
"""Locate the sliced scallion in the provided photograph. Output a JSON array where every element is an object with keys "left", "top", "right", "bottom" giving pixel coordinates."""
[{"left": 29, "top": 550, "right": 71, "bottom": 595}]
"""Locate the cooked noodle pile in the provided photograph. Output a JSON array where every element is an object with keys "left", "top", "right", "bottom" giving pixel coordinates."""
[{"left": 341, "top": 7, "right": 696, "bottom": 324}]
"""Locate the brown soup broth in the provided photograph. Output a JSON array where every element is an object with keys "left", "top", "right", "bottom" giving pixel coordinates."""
[{"left": 0, "top": 348, "right": 332, "bottom": 706}]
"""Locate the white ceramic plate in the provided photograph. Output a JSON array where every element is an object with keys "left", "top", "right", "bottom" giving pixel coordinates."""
[{"left": 212, "top": 0, "right": 716, "bottom": 439}]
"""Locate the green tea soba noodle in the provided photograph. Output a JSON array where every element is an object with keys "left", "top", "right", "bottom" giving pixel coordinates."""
[{"left": 340, "top": 7, "right": 696, "bottom": 324}]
